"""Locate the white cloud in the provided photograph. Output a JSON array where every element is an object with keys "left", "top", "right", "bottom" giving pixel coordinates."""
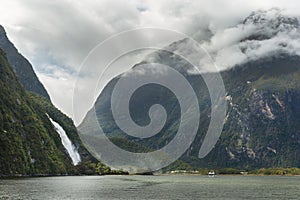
[
  {"left": 0, "top": 0, "right": 300, "bottom": 124},
  {"left": 200, "top": 8, "right": 300, "bottom": 71},
  {"left": 37, "top": 65, "right": 76, "bottom": 116}
]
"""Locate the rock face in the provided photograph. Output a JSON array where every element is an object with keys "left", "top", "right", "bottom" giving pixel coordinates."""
[
  {"left": 80, "top": 10, "right": 300, "bottom": 170},
  {"left": 211, "top": 55, "right": 300, "bottom": 169},
  {"left": 0, "top": 25, "right": 50, "bottom": 100}
]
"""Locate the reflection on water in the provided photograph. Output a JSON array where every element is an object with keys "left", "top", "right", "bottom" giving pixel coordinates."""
[{"left": 0, "top": 175, "right": 300, "bottom": 199}]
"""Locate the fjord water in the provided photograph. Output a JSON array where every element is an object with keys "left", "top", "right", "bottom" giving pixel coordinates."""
[{"left": 1, "top": 175, "right": 299, "bottom": 199}]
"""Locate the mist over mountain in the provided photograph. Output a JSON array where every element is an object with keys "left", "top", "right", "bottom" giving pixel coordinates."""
[
  {"left": 158, "top": 8, "right": 300, "bottom": 73},
  {"left": 80, "top": 9, "right": 300, "bottom": 170}
]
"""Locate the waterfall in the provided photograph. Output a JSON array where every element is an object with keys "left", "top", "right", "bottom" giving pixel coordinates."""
[{"left": 48, "top": 115, "right": 81, "bottom": 165}]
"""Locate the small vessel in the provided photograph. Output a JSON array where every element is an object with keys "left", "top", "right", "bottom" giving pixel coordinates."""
[{"left": 208, "top": 171, "right": 216, "bottom": 177}]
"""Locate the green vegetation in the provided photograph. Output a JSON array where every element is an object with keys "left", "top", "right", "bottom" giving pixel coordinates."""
[
  {"left": 0, "top": 36, "right": 127, "bottom": 176},
  {"left": 216, "top": 168, "right": 242, "bottom": 175},
  {"left": 249, "top": 168, "right": 300, "bottom": 175},
  {"left": 75, "top": 161, "right": 128, "bottom": 175},
  {"left": 0, "top": 48, "right": 102, "bottom": 176},
  {"left": 27, "top": 92, "right": 96, "bottom": 164},
  {"left": 0, "top": 49, "right": 71, "bottom": 176}
]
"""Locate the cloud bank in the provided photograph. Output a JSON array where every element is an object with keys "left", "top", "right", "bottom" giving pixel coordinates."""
[
  {"left": 199, "top": 8, "right": 300, "bottom": 72},
  {"left": 0, "top": 0, "right": 300, "bottom": 124}
]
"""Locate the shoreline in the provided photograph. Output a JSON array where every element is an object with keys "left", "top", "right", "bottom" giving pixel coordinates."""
[
  {"left": 1, "top": 173, "right": 300, "bottom": 179},
  {"left": 2, "top": 167, "right": 300, "bottom": 178}
]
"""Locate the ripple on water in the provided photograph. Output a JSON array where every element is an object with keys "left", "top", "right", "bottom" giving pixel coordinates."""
[{"left": 0, "top": 175, "right": 300, "bottom": 200}]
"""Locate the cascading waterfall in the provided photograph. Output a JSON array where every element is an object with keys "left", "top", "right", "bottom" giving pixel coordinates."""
[{"left": 47, "top": 115, "right": 81, "bottom": 165}]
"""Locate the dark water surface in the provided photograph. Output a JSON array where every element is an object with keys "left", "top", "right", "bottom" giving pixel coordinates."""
[{"left": 0, "top": 175, "right": 299, "bottom": 199}]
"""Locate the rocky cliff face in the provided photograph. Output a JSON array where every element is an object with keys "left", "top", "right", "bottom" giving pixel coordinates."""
[
  {"left": 203, "top": 55, "right": 300, "bottom": 169},
  {"left": 0, "top": 25, "right": 50, "bottom": 101}
]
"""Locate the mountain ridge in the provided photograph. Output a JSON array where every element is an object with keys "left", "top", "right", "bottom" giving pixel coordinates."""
[{"left": 0, "top": 25, "right": 50, "bottom": 101}]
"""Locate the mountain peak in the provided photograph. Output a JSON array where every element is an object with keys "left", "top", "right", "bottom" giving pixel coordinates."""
[
  {"left": 0, "top": 25, "right": 9, "bottom": 46},
  {"left": 0, "top": 25, "right": 51, "bottom": 101},
  {"left": 0, "top": 25, "right": 5, "bottom": 35},
  {"left": 243, "top": 8, "right": 299, "bottom": 33}
]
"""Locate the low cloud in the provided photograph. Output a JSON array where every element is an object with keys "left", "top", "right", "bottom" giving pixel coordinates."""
[
  {"left": 200, "top": 8, "right": 300, "bottom": 71},
  {"left": 164, "top": 8, "right": 300, "bottom": 73},
  {"left": 0, "top": 0, "right": 300, "bottom": 123}
]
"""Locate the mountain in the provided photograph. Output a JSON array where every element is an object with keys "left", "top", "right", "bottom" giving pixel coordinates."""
[
  {"left": 0, "top": 25, "right": 50, "bottom": 100},
  {"left": 0, "top": 26, "right": 95, "bottom": 176},
  {"left": 195, "top": 54, "right": 300, "bottom": 169},
  {"left": 0, "top": 48, "right": 72, "bottom": 175},
  {"left": 79, "top": 10, "right": 300, "bottom": 171}
]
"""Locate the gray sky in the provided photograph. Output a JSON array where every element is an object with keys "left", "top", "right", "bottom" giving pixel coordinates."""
[{"left": 0, "top": 0, "right": 299, "bottom": 125}]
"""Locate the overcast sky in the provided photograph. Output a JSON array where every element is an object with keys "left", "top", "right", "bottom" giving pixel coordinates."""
[{"left": 0, "top": 0, "right": 299, "bottom": 125}]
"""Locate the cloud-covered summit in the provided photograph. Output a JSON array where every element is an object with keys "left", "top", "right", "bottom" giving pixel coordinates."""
[
  {"left": 143, "top": 8, "right": 300, "bottom": 74},
  {"left": 243, "top": 8, "right": 298, "bottom": 33},
  {"left": 200, "top": 8, "right": 300, "bottom": 71}
]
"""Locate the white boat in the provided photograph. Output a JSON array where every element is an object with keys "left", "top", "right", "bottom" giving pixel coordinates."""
[{"left": 208, "top": 171, "right": 216, "bottom": 177}]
